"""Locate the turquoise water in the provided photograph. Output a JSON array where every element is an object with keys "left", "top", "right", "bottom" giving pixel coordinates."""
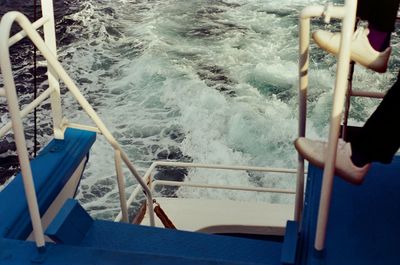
[{"left": 61, "top": 0, "right": 398, "bottom": 218}]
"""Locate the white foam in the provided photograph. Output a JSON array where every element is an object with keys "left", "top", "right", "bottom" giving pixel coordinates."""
[{"left": 56, "top": 0, "right": 395, "bottom": 218}]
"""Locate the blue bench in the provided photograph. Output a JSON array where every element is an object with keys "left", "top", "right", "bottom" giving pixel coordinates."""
[{"left": 0, "top": 128, "right": 96, "bottom": 240}]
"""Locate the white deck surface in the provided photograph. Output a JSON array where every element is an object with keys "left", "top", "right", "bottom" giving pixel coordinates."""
[{"left": 141, "top": 197, "right": 294, "bottom": 236}]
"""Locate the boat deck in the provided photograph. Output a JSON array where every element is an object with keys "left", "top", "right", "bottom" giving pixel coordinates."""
[
  {"left": 298, "top": 156, "right": 400, "bottom": 265},
  {"left": 2, "top": 145, "right": 400, "bottom": 265},
  {"left": 141, "top": 197, "right": 293, "bottom": 236}
]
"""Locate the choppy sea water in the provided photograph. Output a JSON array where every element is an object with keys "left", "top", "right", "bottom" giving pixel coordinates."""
[{"left": 1, "top": 0, "right": 399, "bottom": 219}]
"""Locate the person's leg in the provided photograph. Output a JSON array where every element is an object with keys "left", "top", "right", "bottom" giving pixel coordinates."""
[
  {"left": 357, "top": 0, "right": 400, "bottom": 51},
  {"left": 357, "top": 0, "right": 399, "bottom": 33},
  {"left": 312, "top": 0, "right": 398, "bottom": 72},
  {"left": 351, "top": 75, "right": 400, "bottom": 164}
]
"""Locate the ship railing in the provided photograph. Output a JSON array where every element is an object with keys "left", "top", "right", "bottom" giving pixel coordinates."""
[
  {"left": 0, "top": 8, "right": 155, "bottom": 250},
  {"left": 115, "top": 161, "right": 299, "bottom": 222},
  {"left": 0, "top": 3, "right": 305, "bottom": 252},
  {"left": 297, "top": 0, "right": 385, "bottom": 251}
]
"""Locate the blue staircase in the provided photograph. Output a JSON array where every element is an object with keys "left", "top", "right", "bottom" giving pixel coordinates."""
[
  {"left": 297, "top": 156, "right": 400, "bottom": 265},
  {"left": 44, "top": 199, "right": 284, "bottom": 265}
]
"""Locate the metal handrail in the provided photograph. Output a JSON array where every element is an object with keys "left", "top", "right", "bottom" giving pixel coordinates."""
[
  {"left": 0, "top": 12, "right": 46, "bottom": 249},
  {"left": 350, "top": 90, "right": 385, "bottom": 98},
  {"left": 298, "top": 0, "right": 358, "bottom": 251},
  {"left": 0, "top": 11, "right": 155, "bottom": 248},
  {"left": 115, "top": 161, "right": 300, "bottom": 222},
  {"left": 0, "top": 86, "right": 54, "bottom": 138},
  {"left": 151, "top": 180, "right": 296, "bottom": 194},
  {"left": 8, "top": 16, "right": 49, "bottom": 47}
]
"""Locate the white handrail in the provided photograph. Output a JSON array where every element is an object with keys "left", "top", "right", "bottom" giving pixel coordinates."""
[
  {"left": 115, "top": 161, "right": 300, "bottom": 222},
  {"left": 297, "top": 4, "right": 325, "bottom": 224},
  {"left": 298, "top": 1, "right": 358, "bottom": 251},
  {"left": 0, "top": 12, "right": 46, "bottom": 249},
  {"left": 0, "top": 86, "right": 54, "bottom": 138},
  {"left": 115, "top": 150, "right": 129, "bottom": 223},
  {"left": 314, "top": 0, "right": 358, "bottom": 251},
  {"left": 8, "top": 16, "right": 49, "bottom": 47},
  {"left": 0, "top": 11, "right": 156, "bottom": 247},
  {"left": 41, "top": 0, "right": 63, "bottom": 140},
  {"left": 296, "top": 3, "right": 346, "bottom": 224},
  {"left": 151, "top": 180, "right": 296, "bottom": 194}
]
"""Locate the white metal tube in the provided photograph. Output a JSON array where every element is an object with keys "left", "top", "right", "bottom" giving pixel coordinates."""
[
  {"left": 120, "top": 151, "right": 155, "bottom": 226},
  {"left": 297, "top": 15, "right": 311, "bottom": 224},
  {"left": 152, "top": 161, "right": 298, "bottom": 173},
  {"left": 115, "top": 150, "right": 129, "bottom": 223},
  {"left": 152, "top": 180, "right": 296, "bottom": 194},
  {"left": 314, "top": 0, "right": 358, "bottom": 251},
  {"left": 296, "top": 5, "right": 325, "bottom": 223},
  {"left": 1, "top": 11, "right": 155, "bottom": 227},
  {"left": 299, "top": 4, "right": 344, "bottom": 20},
  {"left": 8, "top": 16, "right": 49, "bottom": 47},
  {"left": 299, "top": 5, "right": 324, "bottom": 19},
  {"left": 115, "top": 161, "right": 300, "bottom": 222},
  {"left": 0, "top": 12, "right": 46, "bottom": 248},
  {"left": 114, "top": 163, "right": 155, "bottom": 222},
  {"left": 41, "top": 0, "right": 63, "bottom": 140},
  {"left": 0, "top": 86, "right": 54, "bottom": 138}
]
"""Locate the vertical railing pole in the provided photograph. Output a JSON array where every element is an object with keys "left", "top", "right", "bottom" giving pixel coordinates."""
[
  {"left": 314, "top": 0, "right": 358, "bottom": 251},
  {"left": 115, "top": 150, "right": 129, "bottom": 223},
  {"left": 295, "top": 15, "right": 310, "bottom": 223},
  {"left": 120, "top": 151, "right": 155, "bottom": 227},
  {"left": 295, "top": 5, "right": 325, "bottom": 223},
  {"left": 41, "top": 0, "right": 64, "bottom": 139},
  {"left": 0, "top": 13, "right": 46, "bottom": 249}
]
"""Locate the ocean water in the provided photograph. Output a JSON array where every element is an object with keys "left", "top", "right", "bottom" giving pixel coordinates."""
[{"left": 1, "top": 0, "right": 399, "bottom": 219}]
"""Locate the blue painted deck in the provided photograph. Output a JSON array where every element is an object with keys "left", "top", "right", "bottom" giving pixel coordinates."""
[
  {"left": 0, "top": 237, "right": 270, "bottom": 265},
  {"left": 298, "top": 156, "right": 400, "bottom": 265},
  {"left": 2, "top": 125, "right": 400, "bottom": 264},
  {"left": 0, "top": 128, "right": 96, "bottom": 240},
  {"left": 44, "top": 199, "right": 282, "bottom": 264}
]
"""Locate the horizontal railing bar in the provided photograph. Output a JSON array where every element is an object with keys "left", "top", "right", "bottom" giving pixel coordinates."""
[
  {"left": 152, "top": 180, "right": 296, "bottom": 194},
  {"left": 0, "top": 86, "right": 54, "bottom": 138},
  {"left": 350, "top": 90, "right": 385, "bottom": 98},
  {"left": 9, "top": 17, "right": 49, "bottom": 47},
  {"left": 115, "top": 161, "right": 302, "bottom": 222},
  {"left": 151, "top": 161, "right": 299, "bottom": 174}
]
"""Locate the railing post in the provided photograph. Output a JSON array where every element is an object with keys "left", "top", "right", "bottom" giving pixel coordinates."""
[
  {"left": 0, "top": 12, "right": 46, "bottom": 250},
  {"left": 314, "top": 0, "right": 358, "bottom": 251},
  {"left": 41, "top": 0, "right": 64, "bottom": 139},
  {"left": 296, "top": 15, "right": 310, "bottom": 224},
  {"left": 115, "top": 150, "right": 129, "bottom": 223},
  {"left": 296, "top": 5, "right": 325, "bottom": 224}
]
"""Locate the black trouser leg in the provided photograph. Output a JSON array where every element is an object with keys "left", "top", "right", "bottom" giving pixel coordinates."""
[
  {"left": 351, "top": 77, "right": 400, "bottom": 164},
  {"left": 357, "top": 0, "right": 400, "bottom": 32}
]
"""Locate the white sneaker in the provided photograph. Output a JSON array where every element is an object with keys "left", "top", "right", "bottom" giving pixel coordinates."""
[
  {"left": 312, "top": 28, "right": 391, "bottom": 73},
  {"left": 294, "top": 137, "right": 371, "bottom": 185}
]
